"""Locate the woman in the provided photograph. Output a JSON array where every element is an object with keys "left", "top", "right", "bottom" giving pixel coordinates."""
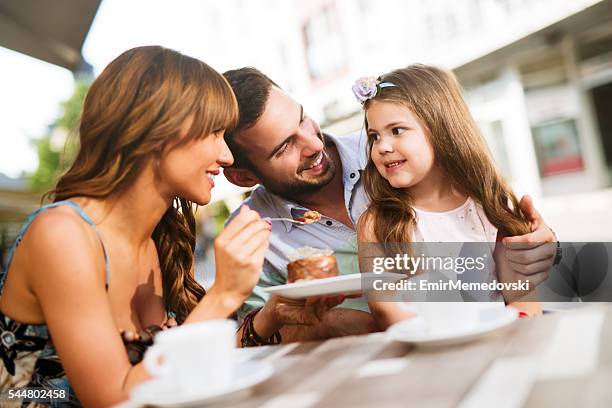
[{"left": 0, "top": 46, "right": 270, "bottom": 407}]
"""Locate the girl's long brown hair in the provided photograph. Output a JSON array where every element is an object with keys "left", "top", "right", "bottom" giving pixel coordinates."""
[
  {"left": 47, "top": 46, "right": 238, "bottom": 323},
  {"left": 359, "top": 64, "right": 529, "bottom": 246}
]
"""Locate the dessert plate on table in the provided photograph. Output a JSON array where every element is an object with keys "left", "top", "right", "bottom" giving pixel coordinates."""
[
  {"left": 263, "top": 272, "right": 405, "bottom": 299},
  {"left": 386, "top": 306, "right": 518, "bottom": 347},
  {"left": 130, "top": 361, "right": 273, "bottom": 407}
]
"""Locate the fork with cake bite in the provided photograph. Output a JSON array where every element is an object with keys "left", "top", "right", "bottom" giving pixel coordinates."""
[{"left": 262, "top": 210, "right": 322, "bottom": 226}]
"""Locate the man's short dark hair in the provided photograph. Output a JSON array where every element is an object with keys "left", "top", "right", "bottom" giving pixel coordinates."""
[{"left": 223, "top": 67, "right": 279, "bottom": 169}]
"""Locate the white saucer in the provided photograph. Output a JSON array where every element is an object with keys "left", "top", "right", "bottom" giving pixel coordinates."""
[
  {"left": 387, "top": 306, "right": 518, "bottom": 347},
  {"left": 130, "top": 361, "right": 273, "bottom": 407},
  {"left": 263, "top": 272, "right": 405, "bottom": 299}
]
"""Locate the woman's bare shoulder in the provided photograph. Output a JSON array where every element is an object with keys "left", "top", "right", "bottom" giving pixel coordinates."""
[
  {"left": 25, "top": 205, "right": 98, "bottom": 245},
  {"left": 17, "top": 205, "right": 105, "bottom": 284}
]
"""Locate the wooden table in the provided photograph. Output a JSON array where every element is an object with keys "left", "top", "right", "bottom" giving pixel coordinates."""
[{"left": 224, "top": 304, "right": 612, "bottom": 408}]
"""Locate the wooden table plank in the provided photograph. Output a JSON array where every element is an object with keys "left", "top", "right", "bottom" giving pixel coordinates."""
[
  {"left": 496, "top": 314, "right": 560, "bottom": 358},
  {"left": 228, "top": 335, "right": 392, "bottom": 407},
  {"left": 524, "top": 377, "right": 588, "bottom": 408},
  {"left": 582, "top": 367, "right": 612, "bottom": 407},
  {"left": 597, "top": 305, "right": 612, "bottom": 369},
  {"left": 314, "top": 327, "right": 518, "bottom": 407},
  {"left": 223, "top": 306, "right": 611, "bottom": 408},
  {"left": 523, "top": 305, "right": 611, "bottom": 408}
]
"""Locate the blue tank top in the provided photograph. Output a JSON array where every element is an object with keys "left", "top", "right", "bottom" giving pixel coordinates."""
[{"left": 0, "top": 200, "right": 110, "bottom": 407}]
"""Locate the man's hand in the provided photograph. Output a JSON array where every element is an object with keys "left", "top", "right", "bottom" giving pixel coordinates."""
[
  {"left": 252, "top": 294, "right": 360, "bottom": 341},
  {"left": 269, "top": 295, "right": 349, "bottom": 326},
  {"left": 502, "top": 195, "right": 556, "bottom": 288}
]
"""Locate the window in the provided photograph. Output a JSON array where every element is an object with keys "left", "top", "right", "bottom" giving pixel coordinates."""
[
  {"left": 495, "top": 0, "right": 512, "bottom": 13},
  {"left": 302, "top": 6, "right": 347, "bottom": 82},
  {"left": 532, "top": 119, "right": 584, "bottom": 177},
  {"left": 468, "top": 0, "right": 483, "bottom": 30},
  {"left": 445, "top": 13, "right": 458, "bottom": 39}
]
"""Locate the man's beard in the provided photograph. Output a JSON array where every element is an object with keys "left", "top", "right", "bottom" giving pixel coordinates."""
[{"left": 258, "top": 150, "right": 337, "bottom": 199}]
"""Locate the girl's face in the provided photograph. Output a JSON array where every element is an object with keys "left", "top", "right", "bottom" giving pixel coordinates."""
[
  {"left": 159, "top": 117, "right": 234, "bottom": 205},
  {"left": 366, "top": 100, "right": 435, "bottom": 189}
]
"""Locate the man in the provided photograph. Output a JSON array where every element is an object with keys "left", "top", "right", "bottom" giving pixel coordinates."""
[{"left": 222, "top": 67, "right": 557, "bottom": 344}]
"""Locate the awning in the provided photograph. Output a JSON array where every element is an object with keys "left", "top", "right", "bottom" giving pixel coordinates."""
[
  {"left": 454, "top": 0, "right": 612, "bottom": 79},
  {"left": 0, "top": 0, "right": 101, "bottom": 73}
]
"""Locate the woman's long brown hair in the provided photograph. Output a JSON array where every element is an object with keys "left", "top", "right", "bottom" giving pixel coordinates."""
[
  {"left": 359, "top": 64, "right": 529, "bottom": 246},
  {"left": 47, "top": 46, "right": 238, "bottom": 323}
]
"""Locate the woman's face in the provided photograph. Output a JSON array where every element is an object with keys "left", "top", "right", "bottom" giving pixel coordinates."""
[
  {"left": 366, "top": 100, "right": 435, "bottom": 189},
  {"left": 159, "top": 118, "right": 234, "bottom": 205}
]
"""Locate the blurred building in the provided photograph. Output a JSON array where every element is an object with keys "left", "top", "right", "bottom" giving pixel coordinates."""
[
  {"left": 204, "top": 0, "right": 612, "bottom": 201},
  {"left": 6, "top": 0, "right": 610, "bottom": 202},
  {"left": 0, "top": 174, "right": 39, "bottom": 269},
  {"left": 3, "top": 0, "right": 610, "bottom": 242},
  {"left": 449, "top": 0, "right": 612, "bottom": 198}
]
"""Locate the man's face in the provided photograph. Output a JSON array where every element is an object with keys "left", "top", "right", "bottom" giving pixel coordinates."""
[{"left": 235, "top": 87, "right": 336, "bottom": 198}]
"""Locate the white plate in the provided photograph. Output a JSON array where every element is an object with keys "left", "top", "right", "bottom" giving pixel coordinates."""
[
  {"left": 263, "top": 272, "right": 405, "bottom": 299},
  {"left": 130, "top": 361, "right": 273, "bottom": 407},
  {"left": 387, "top": 306, "right": 518, "bottom": 347}
]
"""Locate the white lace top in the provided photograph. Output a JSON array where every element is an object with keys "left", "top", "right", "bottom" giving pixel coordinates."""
[
  {"left": 413, "top": 197, "right": 498, "bottom": 243},
  {"left": 409, "top": 197, "right": 503, "bottom": 303}
]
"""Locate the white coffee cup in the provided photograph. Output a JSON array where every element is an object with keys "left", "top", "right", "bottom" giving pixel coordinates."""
[
  {"left": 415, "top": 302, "right": 481, "bottom": 335},
  {"left": 143, "top": 319, "right": 236, "bottom": 392}
]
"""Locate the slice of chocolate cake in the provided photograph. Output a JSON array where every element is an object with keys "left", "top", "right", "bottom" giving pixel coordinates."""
[{"left": 286, "top": 247, "right": 339, "bottom": 283}]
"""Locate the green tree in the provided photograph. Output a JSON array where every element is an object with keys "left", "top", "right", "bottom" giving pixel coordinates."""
[
  {"left": 29, "top": 81, "right": 90, "bottom": 192},
  {"left": 29, "top": 137, "right": 60, "bottom": 191}
]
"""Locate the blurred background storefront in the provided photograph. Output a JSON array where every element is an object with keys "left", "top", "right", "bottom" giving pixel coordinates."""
[
  {"left": 1, "top": 0, "right": 612, "bottom": 277},
  {"left": 207, "top": 0, "right": 612, "bottom": 241},
  {"left": 200, "top": 0, "right": 612, "bottom": 241}
]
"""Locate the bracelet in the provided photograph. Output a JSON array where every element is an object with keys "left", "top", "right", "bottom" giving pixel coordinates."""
[
  {"left": 550, "top": 228, "right": 562, "bottom": 266},
  {"left": 239, "top": 308, "right": 282, "bottom": 347},
  {"left": 553, "top": 240, "right": 562, "bottom": 265}
]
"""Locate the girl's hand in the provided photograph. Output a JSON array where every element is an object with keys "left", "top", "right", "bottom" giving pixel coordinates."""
[{"left": 209, "top": 205, "right": 271, "bottom": 307}]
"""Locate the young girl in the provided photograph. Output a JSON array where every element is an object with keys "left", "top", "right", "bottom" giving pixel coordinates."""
[
  {"left": 353, "top": 65, "right": 541, "bottom": 329},
  {"left": 0, "top": 46, "right": 271, "bottom": 407}
]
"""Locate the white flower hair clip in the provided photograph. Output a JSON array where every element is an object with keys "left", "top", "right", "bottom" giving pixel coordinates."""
[{"left": 351, "top": 76, "right": 396, "bottom": 104}]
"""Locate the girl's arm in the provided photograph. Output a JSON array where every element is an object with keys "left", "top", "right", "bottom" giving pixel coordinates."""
[{"left": 357, "top": 214, "right": 414, "bottom": 330}]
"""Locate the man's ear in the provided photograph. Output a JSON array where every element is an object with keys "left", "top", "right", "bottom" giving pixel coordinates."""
[{"left": 223, "top": 167, "right": 261, "bottom": 188}]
